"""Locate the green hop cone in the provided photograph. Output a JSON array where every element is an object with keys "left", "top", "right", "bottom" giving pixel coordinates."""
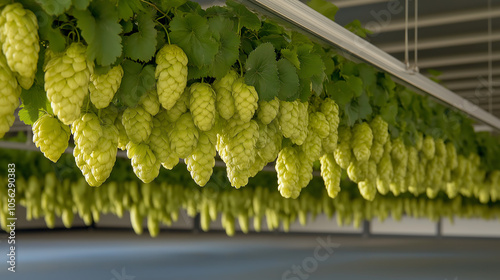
[
  {"left": 278, "top": 100, "right": 309, "bottom": 145},
  {"left": 309, "top": 111, "right": 330, "bottom": 139},
  {"left": 122, "top": 106, "right": 153, "bottom": 143},
  {"left": 358, "top": 160, "right": 377, "bottom": 201},
  {"left": 44, "top": 43, "right": 94, "bottom": 125},
  {"left": 89, "top": 65, "right": 123, "bottom": 109},
  {"left": 32, "top": 114, "right": 70, "bottom": 162},
  {"left": 232, "top": 77, "right": 258, "bottom": 122},
  {"left": 321, "top": 98, "right": 340, "bottom": 153},
  {"left": 190, "top": 83, "right": 216, "bottom": 131},
  {"left": 276, "top": 146, "right": 301, "bottom": 199},
  {"left": 186, "top": 131, "right": 217, "bottom": 186},
  {"left": 71, "top": 112, "right": 102, "bottom": 155},
  {"left": 213, "top": 70, "right": 238, "bottom": 120},
  {"left": 155, "top": 44, "right": 188, "bottom": 110},
  {"left": 115, "top": 113, "right": 129, "bottom": 150},
  {"left": 370, "top": 115, "right": 389, "bottom": 145},
  {"left": 139, "top": 88, "right": 161, "bottom": 116},
  {"left": 165, "top": 88, "right": 189, "bottom": 123},
  {"left": 422, "top": 136, "right": 435, "bottom": 160},
  {"left": 376, "top": 150, "right": 393, "bottom": 195},
  {"left": 148, "top": 117, "right": 178, "bottom": 169},
  {"left": 0, "top": 52, "right": 21, "bottom": 138},
  {"left": 320, "top": 153, "right": 341, "bottom": 198},
  {"left": 127, "top": 141, "right": 161, "bottom": 183},
  {"left": 334, "top": 126, "right": 352, "bottom": 169},
  {"left": 352, "top": 122, "right": 373, "bottom": 163},
  {"left": 257, "top": 97, "right": 279, "bottom": 125},
  {"left": 217, "top": 118, "right": 259, "bottom": 171},
  {"left": 168, "top": 112, "right": 199, "bottom": 158},
  {"left": 0, "top": 3, "right": 39, "bottom": 89},
  {"left": 86, "top": 124, "right": 118, "bottom": 186}
]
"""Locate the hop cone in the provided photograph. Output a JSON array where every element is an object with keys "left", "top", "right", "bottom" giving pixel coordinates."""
[
  {"left": 127, "top": 141, "right": 161, "bottom": 183},
  {"left": 32, "top": 114, "right": 70, "bottom": 162},
  {"left": 122, "top": 106, "right": 153, "bottom": 143},
  {"left": 232, "top": 77, "right": 258, "bottom": 122},
  {"left": 89, "top": 65, "right": 123, "bottom": 109},
  {"left": 0, "top": 3, "right": 39, "bottom": 89},
  {"left": 155, "top": 44, "right": 188, "bottom": 110},
  {"left": 71, "top": 112, "right": 102, "bottom": 154},
  {"left": 334, "top": 126, "right": 352, "bottom": 169},
  {"left": 86, "top": 124, "right": 118, "bottom": 186},
  {"left": 44, "top": 43, "right": 94, "bottom": 125},
  {"left": 257, "top": 97, "right": 279, "bottom": 125},
  {"left": 139, "top": 87, "right": 160, "bottom": 116},
  {"left": 166, "top": 88, "right": 189, "bottom": 122},
  {"left": 276, "top": 146, "right": 300, "bottom": 199},
  {"left": 0, "top": 53, "right": 21, "bottom": 138},
  {"left": 190, "top": 82, "right": 216, "bottom": 131},
  {"left": 186, "top": 131, "right": 217, "bottom": 186},
  {"left": 168, "top": 112, "right": 199, "bottom": 158},
  {"left": 320, "top": 153, "right": 341, "bottom": 198},
  {"left": 422, "top": 136, "right": 435, "bottom": 160},
  {"left": 370, "top": 115, "right": 389, "bottom": 145},
  {"left": 321, "top": 98, "right": 340, "bottom": 153},
  {"left": 213, "top": 70, "right": 237, "bottom": 120},
  {"left": 352, "top": 122, "right": 373, "bottom": 163}
]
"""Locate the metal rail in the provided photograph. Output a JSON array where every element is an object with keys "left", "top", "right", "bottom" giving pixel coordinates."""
[{"left": 242, "top": 0, "right": 500, "bottom": 131}]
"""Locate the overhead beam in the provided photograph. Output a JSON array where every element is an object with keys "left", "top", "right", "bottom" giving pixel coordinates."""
[
  {"left": 371, "top": 8, "right": 500, "bottom": 33},
  {"left": 378, "top": 33, "right": 500, "bottom": 53},
  {"left": 418, "top": 51, "right": 500, "bottom": 68},
  {"left": 242, "top": 0, "right": 500, "bottom": 130}
]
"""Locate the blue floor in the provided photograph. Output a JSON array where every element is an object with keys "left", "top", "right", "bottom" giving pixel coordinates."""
[{"left": 1, "top": 230, "right": 499, "bottom": 280}]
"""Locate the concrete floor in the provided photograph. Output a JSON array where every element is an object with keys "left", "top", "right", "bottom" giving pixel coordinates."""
[{"left": 1, "top": 229, "right": 499, "bottom": 280}]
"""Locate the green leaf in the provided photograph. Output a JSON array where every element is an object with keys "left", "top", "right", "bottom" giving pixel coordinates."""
[
  {"left": 123, "top": 11, "right": 157, "bottom": 62},
  {"left": 73, "top": 0, "right": 91, "bottom": 10},
  {"left": 169, "top": 13, "right": 218, "bottom": 67},
  {"left": 307, "top": 0, "right": 339, "bottom": 21},
  {"left": 346, "top": 76, "right": 363, "bottom": 97},
  {"left": 38, "top": 15, "right": 66, "bottom": 52},
  {"left": 117, "top": 0, "right": 144, "bottom": 20},
  {"left": 73, "top": 0, "right": 123, "bottom": 66},
  {"left": 261, "top": 34, "right": 288, "bottom": 51},
  {"left": 380, "top": 73, "right": 396, "bottom": 96},
  {"left": 326, "top": 80, "right": 353, "bottom": 107},
  {"left": 298, "top": 78, "right": 312, "bottom": 102},
  {"left": 277, "top": 59, "right": 299, "bottom": 101},
  {"left": 357, "top": 93, "right": 372, "bottom": 120},
  {"left": 369, "top": 84, "right": 388, "bottom": 107},
  {"left": 208, "top": 16, "right": 240, "bottom": 79},
  {"left": 344, "top": 102, "right": 359, "bottom": 126},
  {"left": 280, "top": 49, "right": 300, "bottom": 69},
  {"left": 226, "top": 0, "right": 261, "bottom": 31},
  {"left": 19, "top": 85, "right": 51, "bottom": 126},
  {"left": 380, "top": 99, "right": 398, "bottom": 126},
  {"left": 341, "top": 61, "right": 359, "bottom": 76},
  {"left": 245, "top": 43, "right": 279, "bottom": 101},
  {"left": 295, "top": 45, "right": 324, "bottom": 80},
  {"left": 344, "top": 20, "right": 372, "bottom": 38},
  {"left": 398, "top": 88, "right": 413, "bottom": 109},
  {"left": 161, "top": 0, "right": 187, "bottom": 10},
  {"left": 358, "top": 63, "right": 377, "bottom": 89},
  {"left": 115, "top": 61, "right": 155, "bottom": 107},
  {"left": 35, "top": 0, "right": 71, "bottom": 15},
  {"left": 177, "top": 1, "right": 204, "bottom": 15}
]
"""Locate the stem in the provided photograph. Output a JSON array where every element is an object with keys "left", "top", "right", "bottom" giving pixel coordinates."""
[
  {"left": 237, "top": 59, "right": 244, "bottom": 77},
  {"left": 140, "top": 0, "right": 166, "bottom": 16},
  {"left": 155, "top": 20, "right": 171, "bottom": 45}
]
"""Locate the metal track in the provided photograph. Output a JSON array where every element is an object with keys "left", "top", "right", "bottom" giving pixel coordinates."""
[{"left": 241, "top": 0, "right": 500, "bottom": 131}]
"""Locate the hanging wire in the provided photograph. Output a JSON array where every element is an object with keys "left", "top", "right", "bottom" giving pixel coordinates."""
[
  {"left": 404, "top": 0, "right": 410, "bottom": 70},
  {"left": 487, "top": 0, "right": 493, "bottom": 114},
  {"left": 413, "top": 0, "right": 419, "bottom": 73}
]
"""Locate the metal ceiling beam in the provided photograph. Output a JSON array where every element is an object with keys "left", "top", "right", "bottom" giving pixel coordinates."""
[
  {"left": 378, "top": 33, "right": 500, "bottom": 53},
  {"left": 373, "top": 8, "right": 500, "bottom": 33},
  {"left": 330, "top": 0, "right": 388, "bottom": 8},
  {"left": 418, "top": 51, "right": 500, "bottom": 68},
  {"left": 242, "top": 0, "right": 500, "bottom": 130}
]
